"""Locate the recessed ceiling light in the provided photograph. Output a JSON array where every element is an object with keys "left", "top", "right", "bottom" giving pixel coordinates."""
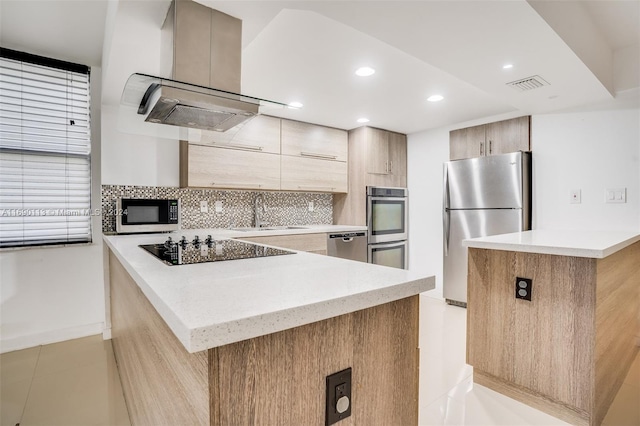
[
  {"left": 355, "top": 67, "right": 375, "bottom": 77},
  {"left": 427, "top": 94, "right": 444, "bottom": 102},
  {"left": 288, "top": 101, "right": 303, "bottom": 109},
  {"left": 503, "top": 64, "right": 514, "bottom": 69},
  {"left": 357, "top": 118, "right": 370, "bottom": 123}
]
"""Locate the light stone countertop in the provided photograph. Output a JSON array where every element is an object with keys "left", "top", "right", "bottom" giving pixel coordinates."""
[
  {"left": 463, "top": 229, "right": 640, "bottom": 258},
  {"left": 104, "top": 225, "right": 434, "bottom": 353}
]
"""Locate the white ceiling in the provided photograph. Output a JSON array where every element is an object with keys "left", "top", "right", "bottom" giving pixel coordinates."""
[{"left": 1, "top": 0, "right": 639, "bottom": 135}]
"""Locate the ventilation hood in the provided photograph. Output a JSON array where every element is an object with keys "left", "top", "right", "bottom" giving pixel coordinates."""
[{"left": 119, "top": 0, "right": 285, "bottom": 137}]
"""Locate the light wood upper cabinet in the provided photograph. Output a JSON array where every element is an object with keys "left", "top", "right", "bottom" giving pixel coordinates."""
[
  {"left": 449, "top": 116, "right": 530, "bottom": 161},
  {"left": 281, "top": 120, "right": 348, "bottom": 162},
  {"left": 194, "top": 115, "right": 281, "bottom": 154},
  {"left": 366, "top": 129, "right": 389, "bottom": 174},
  {"left": 388, "top": 131, "right": 407, "bottom": 187},
  {"left": 181, "top": 117, "right": 349, "bottom": 193},
  {"left": 180, "top": 142, "right": 280, "bottom": 190},
  {"left": 281, "top": 156, "right": 348, "bottom": 193},
  {"left": 485, "top": 116, "right": 530, "bottom": 156},
  {"left": 450, "top": 126, "right": 486, "bottom": 160},
  {"left": 363, "top": 128, "right": 407, "bottom": 183}
]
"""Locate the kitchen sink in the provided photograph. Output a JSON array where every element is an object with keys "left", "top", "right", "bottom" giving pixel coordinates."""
[{"left": 231, "top": 226, "right": 309, "bottom": 232}]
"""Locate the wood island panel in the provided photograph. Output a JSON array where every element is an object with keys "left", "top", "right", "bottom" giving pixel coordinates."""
[
  {"left": 594, "top": 241, "right": 640, "bottom": 425},
  {"left": 210, "top": 295, "right": 419, "bottom": 426},
  {"left": 467, "top": 242, "right": 640, "bottom": 426},
  {"left": 109, "top": 250, "right": 421, "bottom": 426},
  {"left": 109, "top": 252, "right": 209, "bottom": 426}
]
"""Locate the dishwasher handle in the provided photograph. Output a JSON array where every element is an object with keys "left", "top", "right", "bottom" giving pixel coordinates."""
[{"left": 328, "top": 232, "right": 366, "bottom": 240}]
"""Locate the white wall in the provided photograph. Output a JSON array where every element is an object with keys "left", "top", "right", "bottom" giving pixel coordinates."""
[
  {"left": 0, "top": 68, "right": 105, "bottom": 353},
  {"left": 408, "top": 105, "right": 640, "bottom": 299},
  {"left": 100, "top": 0, "right": 179, "bottom": 187},
  {"left": 532, "top": 109, "right": 640, "bottom": 230}
]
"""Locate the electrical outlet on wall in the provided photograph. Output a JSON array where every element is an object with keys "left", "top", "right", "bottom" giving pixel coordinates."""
[
  {"left": 200, "top": 200, "right": 208, "bottom": 213},
  {"left": 215, "top": 200, "right": 223, "bottom": 213},
  {"left": 570, "top": 189, "right": 581, "bottom": 204}
]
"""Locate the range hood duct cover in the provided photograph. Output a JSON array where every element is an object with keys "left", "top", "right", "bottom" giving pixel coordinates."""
[{"left": 121, "top": 0, "right": 284, "bottom": 134}]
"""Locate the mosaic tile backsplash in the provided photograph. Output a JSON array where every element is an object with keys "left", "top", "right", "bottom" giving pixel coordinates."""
[{"left": 101, "top": 185, "right": 333, "bottom": 233}]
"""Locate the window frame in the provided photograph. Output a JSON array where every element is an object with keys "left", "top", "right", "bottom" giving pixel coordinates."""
[{"left": 0, "top": 47, "right": 93, "bottom": 249}]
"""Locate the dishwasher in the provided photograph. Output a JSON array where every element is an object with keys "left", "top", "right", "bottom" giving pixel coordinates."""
[{"left": 327, "top": 232, "right": 367, "bottom": 263}]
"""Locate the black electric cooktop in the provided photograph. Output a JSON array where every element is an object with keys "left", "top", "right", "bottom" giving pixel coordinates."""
[{"left": 139, "top": 236, "right": 295, "bottom": 266}]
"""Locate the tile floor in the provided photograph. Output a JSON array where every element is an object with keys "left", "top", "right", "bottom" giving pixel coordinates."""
[{"left": 1, "top": 295, "right": 638, "bottom": 426}]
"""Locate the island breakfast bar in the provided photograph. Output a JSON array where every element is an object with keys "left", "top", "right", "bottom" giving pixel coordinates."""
[
  {"left": 463, "top": 230, "right": 640, "bottom": 426},
  {"left": 104, "top": 231, "right": 434, "bottom": 426}
]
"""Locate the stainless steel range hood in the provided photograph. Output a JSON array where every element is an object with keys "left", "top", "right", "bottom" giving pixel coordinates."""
[{"left": 119, "top": 0, "right": 285, "bottom": 136}]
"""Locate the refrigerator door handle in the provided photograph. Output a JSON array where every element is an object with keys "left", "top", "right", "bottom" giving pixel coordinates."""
[{"left": 443, "top": 164, "right": 451, "bottom": 256}]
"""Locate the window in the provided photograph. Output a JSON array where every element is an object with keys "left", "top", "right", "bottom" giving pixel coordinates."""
[{"left": 0, "top": 48, "right": 92, "bottom": 248}]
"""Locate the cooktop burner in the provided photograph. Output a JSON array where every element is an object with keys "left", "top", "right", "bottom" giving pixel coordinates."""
[{"left": 139, "top": 235, "right": 295, "bottom": 266}]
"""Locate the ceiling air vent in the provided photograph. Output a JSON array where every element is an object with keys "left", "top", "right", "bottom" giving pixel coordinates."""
[{"left": 506, "top": 75, "right": 550, "bottom": 92}]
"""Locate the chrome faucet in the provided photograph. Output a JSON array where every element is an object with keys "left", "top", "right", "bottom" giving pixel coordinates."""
[{"left": 254, "top": 194, "right": 269, "bottom": 228}]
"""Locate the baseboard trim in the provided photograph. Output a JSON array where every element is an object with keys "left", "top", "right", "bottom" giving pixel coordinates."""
[
  {"left": 474, "top": 370, "right": 589, "bottom": 426},
  {"left": 0, "top": 322, "right": 105, "bottom": 353}
]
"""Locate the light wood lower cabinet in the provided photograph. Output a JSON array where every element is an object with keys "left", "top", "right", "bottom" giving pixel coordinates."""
[
  {"left": 281, "top": 156, "right": 348, "bottom": 193},
  {"left": 239, "top": 233, "right": 327, "bottom": 255},
  {"left": 467, "top": 242, "right": 640, "bottom": 426},
  {"left": 108, "top": 250, "right": 420, "bottom": 426},
  {"left": 180, "top": 142, "right": 280, "bottom": 190}
]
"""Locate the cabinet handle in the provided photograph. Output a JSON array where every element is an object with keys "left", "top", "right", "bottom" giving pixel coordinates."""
[
  {"left": 389, "top": 160, "right": 393, "bottom": 173},
  {"left": 193, "top": 142, "right": 264, "bottom": 151},
  {"left": 480, "top": 142, "right": 484, "bottom": 156},
  {"left": 211, "top": 183, "right": 263, "bottom": 188},
  {"left": 489, "top": 140, "right": 492, "bottom": 155},
  {"left": 298, "top": 185, "right": 335, "bottom": 191},
  {"left": 385, "top": 161, "right": 388, "bottom": 173},
  {"left": 219, "top": 142, "right": 263, "bottom": 151},
  {"left": 300, "top": 151, "right": 338, "bottom": 160}
]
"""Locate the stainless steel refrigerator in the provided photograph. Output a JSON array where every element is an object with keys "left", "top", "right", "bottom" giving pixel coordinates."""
[{"left": 443, "top": 151, "right": 532, "bottom": 306}]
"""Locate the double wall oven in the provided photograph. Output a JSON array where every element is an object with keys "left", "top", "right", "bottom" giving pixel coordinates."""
[{"left": 366, "top": 186, "right": 408, "bottom": 269}]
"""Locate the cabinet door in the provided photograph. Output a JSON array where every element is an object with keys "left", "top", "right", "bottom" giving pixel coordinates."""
[
  {"left": 450, "top": 126, "right": 485, "bottom": 160},
  {"left": 239, "top": 233, "right": 327, "bottom": 255},
  {"left": 182, "top": 143, "right": 280, "bottom": 190},
  {"left": 366, "top": 128, "right": 390, "bottom": 174},
  {"left": 388, "top": 132, "right": 407, "bottom": 187},
  {"left": 485, "top": 116, "right": 530, "bottom": 156},
  {"left": 281, "top": 156, "right": 348, "bottom": 193},
  {"left": 194, "top": 115, "right": 281, "bottom": 154},
  {"left": 281, "top": 120, "right": 348, "bottom": 162}
]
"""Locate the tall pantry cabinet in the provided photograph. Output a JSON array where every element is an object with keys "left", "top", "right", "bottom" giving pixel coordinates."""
[{"left": 333, "top": 126, "right": 407, "bottom": 226}]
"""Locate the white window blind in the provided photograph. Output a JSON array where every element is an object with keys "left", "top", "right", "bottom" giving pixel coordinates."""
[{"left": 0, "top": 50, "right": 91, "bottom": 247}]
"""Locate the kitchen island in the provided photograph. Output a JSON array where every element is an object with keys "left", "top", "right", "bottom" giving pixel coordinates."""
[
  {"left": 463, "top": 230, "right": 640, "bottom": 426},
  {"left": 103, "top": 228, "right": 434, "bottom": 426}
]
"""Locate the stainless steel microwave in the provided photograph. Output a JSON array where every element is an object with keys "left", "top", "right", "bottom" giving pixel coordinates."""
[{"left": 115, "top": 198, "right": 180, "bottom": 234}]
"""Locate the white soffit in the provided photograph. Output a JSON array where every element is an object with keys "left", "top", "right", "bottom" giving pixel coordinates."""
[{"left": 240, "top": 9, "right": 514, "bottom": 133}]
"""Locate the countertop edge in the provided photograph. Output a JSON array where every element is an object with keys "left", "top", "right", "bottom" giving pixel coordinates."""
[
  {"left": 463, "top": 231, "right": 640, "bottom": 259},
  {"left": 103, "top": 237, "right": 193, "bottom": 350},
  {"left": 104, "top": 230, "right": 434, "bottom": 354},
  {"left": 187, "top": 276, "right": 434, "bottom": 352}
]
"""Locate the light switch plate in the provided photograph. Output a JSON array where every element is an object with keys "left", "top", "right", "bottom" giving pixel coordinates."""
[
  {"left": 605, "top": 188, "right": 626, "bottom": 203},
  {"left": 215, "top": 200, "right": 223, "bottom": 213},
  {"left": 200, "top": 200, "right": 208, "bottom": 213},
  {"left": 570, "top": 189, "right": 581, "bottom": 204}
]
